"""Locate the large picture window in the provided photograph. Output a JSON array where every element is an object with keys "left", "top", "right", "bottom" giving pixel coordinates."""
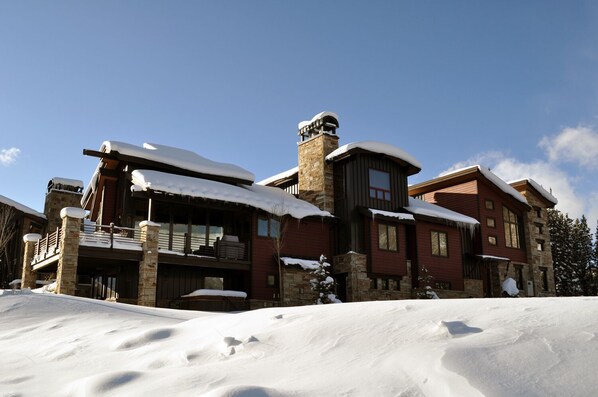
[
  {"left": 431, "top": 231, "right": 448, "bottom": 257},
  {"left": 369, "top": 169, "right": 391, "bottom": 201},
  {"left": 503, "top": 207, "right": 520, "bottom": 248},
  {"left": 378, "top": 223, "right": 398, "bottom": 251}
]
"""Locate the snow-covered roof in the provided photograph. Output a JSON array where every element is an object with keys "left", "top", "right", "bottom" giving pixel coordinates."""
[
  {"left": 131, "top": 169, "right": 332, "bottom": 219},
  {"left": 49, "top": 177, "right": 84, "bottom": 188},
  {"left": 298, "top": 111, "right": 339, "bottom": 130},
  {"left": 280, "top": 257, "right": 322, "bottom": 270},
  {"left": 367, "top": 208, "right": 415, "bottom": 222},
  {"left": 509, "top": 178, "right": 558, "bottom": 205},
  {"left": 406, "top": 197, "right": 479, "bottom": 231},
  {"left": 257, "top": 166, "right": 298, "bottom": 186},
  {"left": 326, "top": 141, "right": 422, "bottom": 173},
  {"left": 0, "top": 194, "right": 46, "bottom": 219},
  {"left": 439, "top": 165, "right": 528, "bottom": 207},
  {"left": 100, "top": 141, "right": 255, "bottom": 183}
]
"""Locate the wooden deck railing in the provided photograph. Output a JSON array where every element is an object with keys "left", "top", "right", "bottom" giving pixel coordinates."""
[
  {"left": 80, "top": 222, "right": 142, "bottom": 250},
  {"left": 34, "top": 227, "right": 62, "bottom": 261},
  {"left": 157, "top": 231, "right": 250, "bottom": 261}
]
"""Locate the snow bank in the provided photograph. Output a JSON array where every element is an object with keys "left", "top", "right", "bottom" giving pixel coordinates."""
[
  {"left": 100, "top": 141, "right": 255, "bottom": 183},
  {"left": 1, "top": 293, "right": 597, "bottom": 396},
  {"left": 131, "top": 169, "right": 332, "bottom": 219},
  {"left": 182, "top": 289, "right": 248, "bottom": 299}
]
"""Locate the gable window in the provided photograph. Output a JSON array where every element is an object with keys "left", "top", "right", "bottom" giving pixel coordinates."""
[
  {"left": 486, "top": 217, "right": 496, "bottom": 228},
  {"left": 537, "top": 240, "right": 545, "bottom": 251},
  {"left": 488, "top": 235, "right": 497, "bottom": 246},
  {"left": 378, "top": 223, "right": 398, "bottom": 251},
  {"left": 485, "top": 199, "right": 495, "bottom": 210},
  {"left": 369, "top": 169, "right": 391, "bottom": 201},
  {"left": 534, "top": 206, "right": 542, "bottom": 219},
  {"left": 503, "top": 207, "right": 521, "bottom": 248},
  {"left": 534, "top": 223, "right": 544, "bottom": 235},
  {"left": 431, "top": 231, "right": 448, "bottom": 257},
  {"left": 257, "top": 215, "right": 280, "bottom": 238}
]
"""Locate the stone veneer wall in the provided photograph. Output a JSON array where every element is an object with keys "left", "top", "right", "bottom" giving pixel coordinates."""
[
  {"left": 297, "top": 133, "right": 339, "bottom": 214},
  {"left": 281, "top": 267, "right": 319, "bottom": 306},
  {"left": 519, "top": 190, "right": 556, "bottom": 297},
  {"left": 56, "top": 208, "right": 84, "bottom": 295},
  {"left": 44, "top": 190, "right": 83, "bottom": 233},
  {"left": 138, "top": 221, "right": 160, "bottom": 307},
  {"left": 21, "top": 234, "right": 42, "bottom": 289}
]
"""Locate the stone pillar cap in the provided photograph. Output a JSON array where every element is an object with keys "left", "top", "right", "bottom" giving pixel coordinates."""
[
  {"left": 139, "top": 220, "right": 161, "bottom": 228},
  {"left": 23, "top": 233, "right": 42, "bottom": 243},
  {"left": 60, "top": 207, "right": 86, "bottom": 219}
]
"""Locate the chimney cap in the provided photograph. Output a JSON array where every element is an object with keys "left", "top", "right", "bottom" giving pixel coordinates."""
[{"left": 298, "top": 111, "right": 339, "bottom": 141}]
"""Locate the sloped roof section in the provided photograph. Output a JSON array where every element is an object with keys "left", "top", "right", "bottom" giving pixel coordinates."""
[
  {"left": 100, "top": 141, "right": 255, "bottom": 183},
  {"left": 510, "top": 178, "right": 558, "bottom": 206},
  {"left": 0, "top": 194, "right": 46, "bottom": 219},
  {"left": 131, "top": 169, "right": 332, "bottom": 219},
  {"left": 326, "top": 141, "right": 422, "bottom": 175},
  {"left": 257, "top": 166, "right": 298, "bottom": 186},
  {"left": 438, "top": 165, "right": 529, "bottom": 207}
]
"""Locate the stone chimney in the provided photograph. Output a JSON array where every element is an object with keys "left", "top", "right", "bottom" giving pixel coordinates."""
[
  {"left": 44, "top": 177, "right": 84, "bottom": 232},
  {"left": 297, "top": 112, "right": 339, "bottom": 214}
]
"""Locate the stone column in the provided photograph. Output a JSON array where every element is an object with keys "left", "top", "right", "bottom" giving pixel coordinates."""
[
  {"left": 21, "top": 233, "right": 42, "bottom": 289},
  {"left": 55, "top": 207, "right": 86, "bottom": 295},
  {"left": 138, "top": 220, "right": 160, "bottom": 307}
]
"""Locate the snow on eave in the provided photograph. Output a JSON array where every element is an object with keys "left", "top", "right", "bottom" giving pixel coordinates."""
[
  {"left": 406, "top": 197, "right": 479, "bottom": 233},
  {"left": 509, "top": 178, "right": 558, "bottom": 206},
  {"left": 100, "top": 141, "right": 255, "bottom": 183},
  {"left": 131, "top": 169, "right": 332, "bottom": 220},
  {"left": 280, "top": 257, "right": 323, "bottom": 270},
  {"left": 326, "top": 141, "right": 422, "bottom": 174},
  {"left": 477, "top": 254, "right": 510, "bottom": 261},
  {"left": 257, "top": 167, "right": 299, "bottom": 186},
  {"left": 437, "top": 165, "right": 529, "bottom": 207},
  {"left": 0, "top": 194, "right": 46, "bottom": 219},
  {"left": 367, "top": 208, "right": 415, "bottom": 222}
]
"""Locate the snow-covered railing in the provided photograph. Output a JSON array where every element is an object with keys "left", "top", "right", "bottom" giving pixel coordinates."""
[
  {"left": 34, "top": 227, "right": 61, "bottom": 262},
  {"left": 157, "top": 231, "right": 250, "bottom": 261},
  {"left": 80, "top": 222, "right": 142, "bottom": 250}
]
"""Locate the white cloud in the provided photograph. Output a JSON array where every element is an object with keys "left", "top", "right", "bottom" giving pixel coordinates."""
[
  {"left": 0, "top": 147, "right": 21, "bottom": 166},
  {"left": 539, "top": 126, "right": 598, "bottom": 169}
]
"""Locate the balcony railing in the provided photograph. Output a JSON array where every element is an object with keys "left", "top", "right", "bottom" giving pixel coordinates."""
[
  {"left": 157, "top": 231, "right": 250, "bottom": 261},
  {"left": 34, "top": 227, "right": 61, "bottom": 263},
  {"left": 81, "top": 222, "right": 143, "bottom": 250}
]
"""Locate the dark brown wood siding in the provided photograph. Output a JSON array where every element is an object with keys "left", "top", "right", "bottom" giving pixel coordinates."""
[
  {"left": 333, "top": 154, "right": 410, "bottom": 254},
  {"left": 366, "top": 218, "right": 408, "bottom": 276}
]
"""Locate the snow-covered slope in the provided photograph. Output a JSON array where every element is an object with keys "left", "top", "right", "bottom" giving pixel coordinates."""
[{"left": 1, "top": 291, "right": 597, "bottom": 396}]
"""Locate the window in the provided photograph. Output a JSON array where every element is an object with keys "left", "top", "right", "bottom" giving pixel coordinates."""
[
  {"left": 435, "top": 281, "right": 451, "bottom": 290},
  {"left": 431, "top": 231, "right": 448, "bottom": 257},
  {"left": 257, "top": 215, "right": 281, "bottom": 238},
  {"left": 381, "top": 279, "right": 389, "bottom": 290},
  {"left": 534, "top": 206, "right": 542, "bottom": 219},
  {"left": 486, "top": 217, "right": 496, "bottom": 228},
  {"left": 267, "top": 274, "right": 277, "bottom": 287},
  {"left": 378, "top": 223, "right": 398, "bottom": 251},
  {"left": 537, "top": 240, "right": 545, "bottom": 251},
  {"left": 503, "top": 207, "right": 521, "bottom": 248},
  {"left": 515, "top": 265, "right": 524, "bottom": 290},
  {"left": 485, "top": 199, "right": 495, "bottom": 210},
  {"left": 370, "top": 278, "right": 378, "bottom": 290},
  {"left": 534, "top": 223, "right": 544, "bottom": 235},
  {"left": 488, "top": 235, "right": 497, "bottom": 246},
  {"left": 540, "top": 267, "right": 549, "bottom": 291},
  {"left": 369, "top": 169, "right": 391, "bottom": 201}
]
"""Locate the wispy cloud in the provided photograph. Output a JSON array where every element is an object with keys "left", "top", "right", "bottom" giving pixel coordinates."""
[
  {"left": 539, "top": 125, "right": 598, "bottom": 169},
  {"left": 0, "top": 147, "right": 21, "bottom": 166}
]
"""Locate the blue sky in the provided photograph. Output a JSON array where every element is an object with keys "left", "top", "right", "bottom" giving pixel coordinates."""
[{"left": 1, "top": 1, "right": 597, "bottom": 227}]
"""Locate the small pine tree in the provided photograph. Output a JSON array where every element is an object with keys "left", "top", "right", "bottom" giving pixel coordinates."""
[
  {"left": 309, "top": 255, "right": 341, "bottom": 304},
  {"left": 416, "top": 265, "right": 439, "bottom": 299}
]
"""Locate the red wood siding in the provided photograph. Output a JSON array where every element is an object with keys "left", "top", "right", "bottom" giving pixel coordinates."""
[
  {"left": 250, "top": 215, "right": 332, "bottom": 301},
  {"left": 415, "top": 222, "right": 464, "bottom": 291},
  {"left": 425, "top": 180, "right": 479, "bottom": 219},
  {"left": 367, "top": 219, "right": 408, "bottom": 276},
  {"left": 477, "top": 183, "right": 527, "bottom": 263}
]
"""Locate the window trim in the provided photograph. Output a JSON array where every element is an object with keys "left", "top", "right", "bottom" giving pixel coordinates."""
[
  {"left": 503, "top": 206, "right": 521, "bottom": 248},
  {"left": 430, "top": 230, "right": 449, "bottom": 257},
  {"left": 377, "top": 223, "right": 398, "bottom": 251},
  {"left": 369, "top": 168, "right": 391, "bottom": 201}
]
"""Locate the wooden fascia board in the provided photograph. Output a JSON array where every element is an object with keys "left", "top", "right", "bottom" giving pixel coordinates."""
[{"left": 510, "top": 181, "right": 556, "bottom": 208}]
